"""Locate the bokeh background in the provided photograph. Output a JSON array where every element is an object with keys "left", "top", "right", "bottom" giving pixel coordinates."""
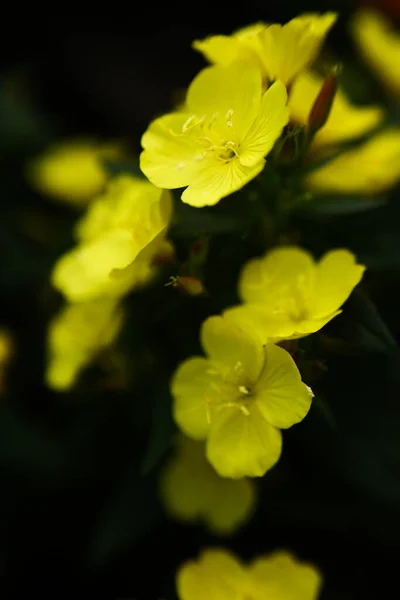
[{"left": 1, "top": 0, "right": 400, "bottom": 597}]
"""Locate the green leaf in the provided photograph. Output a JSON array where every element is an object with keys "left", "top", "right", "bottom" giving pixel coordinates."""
[
  {"left": 303, "top": 194, "right": 386, "bottom": 215},
  {"left": 141, "top": 386, "right": 176, "bottom": 475},
  {"left": 171, "top": 199, "right": 248, "bottom": 237}
]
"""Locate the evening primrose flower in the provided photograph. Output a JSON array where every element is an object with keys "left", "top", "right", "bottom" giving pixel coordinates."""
[
  {"left": 140, "top": 62, "right": 289, "bottom": 207},
  {"left": 172, "top": 316, "right": 312, "bottom": 479},
  {"left": 27, "top": 140, "right": 123, "bottom": 207},
  {"left": 224, "top": 247, "right": 365, "bottom": 343},
  {"left": 351, "top": 8, "right": 400, "bottom": 96},
  {"left": 193, "top": 13, "right": 337, "bottom": 86},
  {"left": 289, "top": 70, "right": 384, "bottom": 147},
  {"left": 305, "top": 129, "right": 400, "bottom": 194},
  {"left": 46, "top": 299, "right": 124, "bottom": 391},
  {"left": 160, "top": 435, "right": 256, "bottom": 534},
  {"left": 52, "top": 175, "right": 172, "bottom": 302},
  {"left": 177, "top": 547, "right": 323, "bottom": 600}
]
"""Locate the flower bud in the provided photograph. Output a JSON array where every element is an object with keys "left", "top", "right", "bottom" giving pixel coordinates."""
[
  {"left": 307, "top": 68, "right": 339, "bottom": 139},
  {"left": 166, "top": 276, "right": 205, "bottom": 296}
]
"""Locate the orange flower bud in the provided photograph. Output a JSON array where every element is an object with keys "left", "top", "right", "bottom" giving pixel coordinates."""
[
  {"left": 307, "top": 70, "right": 339, "bottom": 139},
  {"left": 166, "top": 276, "right": 205, "bottom": 296}
]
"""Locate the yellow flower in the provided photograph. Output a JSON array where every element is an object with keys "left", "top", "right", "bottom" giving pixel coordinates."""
[
  {"left": 140, "top": 62, "right": 289, "bottom": 207},
  {"left": 46, "top": 299, "right": 124, "bottom": 391},
  {"left": 289, "top": 69, "right": 384, "bottom": 147},
  {"left": 27, "top": 140, "right": 123, "bottom": 207},
  {"left": 51, "top": 175, "right": 172, "bottom": 302},
  {"left": 176, "top": 547, "right": 323, "bottom": 600},
  {"left": 224, "top": 247, "right": 365, "bottom": 343},
  {"left": 305, "top": 129, "right": 400, "bottom": 194},
  {"left": 351, "top": 8, "right": 400, "bottom": 96},
  {"left": 171, "top": 316, "right": 312, "bottom": 479},
  {"left": 160, "top": 435, "right": 256, "bottom": 534},
  {"left": 193, "top": 13, "right": 337, "bottom": 86},
  {"left": 224, "top": 246, "right": 365, "bottom": 342}
]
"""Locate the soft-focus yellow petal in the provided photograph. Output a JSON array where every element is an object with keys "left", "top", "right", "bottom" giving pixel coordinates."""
[
  {"left": 289, "top": 70, "right": 384, "bottom": 147},
  {"left": 239, "top": 246, "right": 315, "bottom": 309},
  {"left": 161, "top": 436, "right": 256, "bottom": 534},
  {"left": 255, "top": 344, "right": 312, "bottom": 429},
  {"left": 207, "top": 404, "right": 282, "bottom": 478},
  {"left": 351, "top": 8, "right": 400, "bottom": 96},
  {"left": 192, "top": 35, "right": 251, "bottom": 66},
  {"left": 177, "top": 549, "right": 246, "bottom": 600},
  {"left": 305, "top": 129, "right": 400, "bottom": 194},
  {"left": 140, "top": 113, "right": 205, "bottom": 189},
  {"left": 186, "top": 62, "right": 262, "bottom": 141},
  {"left": 52, "top": 230, "right": 137, "bottom": 302},
  {"left": 249, "top": 550, "right": 323, "bottom": 600},
  {"left": 259, "top": 13, "right": 337, "bottom": 85},
  {"left": 172, "top": 357, "right": 226, "bottom": 440},
  {"left": 240, "top": 81, "right": 289, "bottom": 167},
  {"left": 181, "top": 157, "right": 265, "bottom": 207},
  {"left": 224, "top": 304, "right": 296, "bottom": 344},
  {"left": 201, "top": 315, "right": 264, "bottom": 385},
  {"left": 311, "top": 249, "right": 365, "bottom": 318}
]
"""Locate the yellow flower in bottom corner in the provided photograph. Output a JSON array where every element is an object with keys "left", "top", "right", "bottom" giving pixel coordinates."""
[
  {"left": 305, "top": 129, "right": 400, "bottom": 195},
  {"left": 27, "top": 139, "right": 123, "bottom": 207},
  {"left": 46, "top": 299, "right": 124, "bottom": 391},
  {"left": 52, "top": 175, "right": 172, "bottom": 302},
  {"left": 171, "top": 316, "right": 312, "bottom": 479},
  {"left": 224, "top": 247, "right": 365, "bottom": 343},
  {"left": 140, "top": 62, "right": 289, "bottom": 207},
  {"left": 160, "top": 435, "right": 256, "bottom": 535},
  {"left": 176, "top": 548, "right": 323, "bottom": 600}
]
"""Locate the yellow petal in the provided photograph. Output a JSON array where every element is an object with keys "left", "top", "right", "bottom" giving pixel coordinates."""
[
  {"left": 240, "top": 81, "right": 289, "bottom": 168},
  {"left": 140, "top": 112, "right": 205, "bottom": 189},
  {"left": 311, "top": 249, "right": 365, "bottom": 318},
  {"left": 224, "top": 304, "right": 296, "bottom": 344},
  {"left": 177, "top": 549, "right": 246, "bottom": 600},
  {"left": 181, "top": 157, "right": 265, "bottom": 207},
  {"left": 207, "top": 404, "right": 282, "bottom": 478},
  {"left": 249, "top": 550, "right": 323, "bottom": 600},
  {"left": 259, "top": 13, "right": 337, "bottom": 85},
  {"left": 351, "top": 8, "right": 400, "bottom": 96},
  {"left": 186, "top": 62, "right": 262, "bottom": 141},
  {"left": 52, "top": 229, "right": 137, "bottom": 302},
  {"left": 201, "top": 315, "right": 264, "bottom": 385},
  {"left": 171, "top": 357, "right": 223, "bottom": 440},
  {"left": 305, "top": 129, "right": 400, "bottom": 195},
  {"left": 239, "top": 246, "right": 315, "bottom": 307},
  {"left": 255, "top": 344, "right": 312, "bottom": 429},
  {"left": 289, "top": 70, "right": 384, "bottom": 147},
  {"left": 192, "top": 35, "right": 249, "bottom": 66},
  {"left": 161, "top": 436, "right": 256, "bottom": 534}
]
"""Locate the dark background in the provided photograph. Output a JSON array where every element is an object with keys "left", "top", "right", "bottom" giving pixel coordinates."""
[{"left": 1, "top": 0, "right": 400, "bottom": 597}]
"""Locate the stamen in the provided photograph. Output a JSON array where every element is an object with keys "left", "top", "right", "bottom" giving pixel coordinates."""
[{"left": 226, "top": 109, "right": 234, "bottom": 127}]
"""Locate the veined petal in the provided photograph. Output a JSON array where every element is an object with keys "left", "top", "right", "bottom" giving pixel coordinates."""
[
  {"left": 289, "top": 70, "right": 384, "bottom": 147},
  {"left": 259, "top": 13, "right": 337, "bottom": 85},
  {"left": 249, "top": 551, "right": 323, "bottom": 600},
  {"left": 311, "top": 249, "right": 365, "bottom": 318},
  {"left": 255, "top": 344, "right": 312, "bottom": 429},
  {"left": 201, "top": 315, "right": 264, "bottom": 385},
  {"left": 172, "top": 357, "right": 226, "bottom": 440},
  {"left": 186, "top": 62, "right": 262, "bottom": 141},
  {"left": 177, "top": 549, "right": 246, "bottom": 600},
  {"left": 207, "top": 404, "right": 282, "bottom": 478},
  {"left": 140, "top": 112, "right": 205, "bottom": 189},
  {"left": 240, "top": 81, "right": 289, "bottom": 167},
  {"left": 181, "top": 156, "right": 265, "bottom": 207}
]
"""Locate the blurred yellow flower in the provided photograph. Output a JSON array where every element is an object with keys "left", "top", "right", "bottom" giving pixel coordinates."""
[
  {"left": 0, "top": 329, "right": 13, "bottom": 395},
  {"left": 172, "top": 316, "right": 312, "bottom": 479},
  {"left": 27, "top": 140, "right": 123, "bottom": 207},
  {"left": 51, "top": 175, "right": 172, "bottom": 302},
  {"left": 351, "top": 8, "right": 400, "bottom": 96},
  {"left": 289, "top": 69, "right": 384, "bottom": 146},
  {"left": 160, "top": 435, "right": 256, "bottom": 534},
  {"left": 46, "top": 299, "right": 124, "bottom": 391},
  {"left": 140, "top": 62, "right": 289, "bottom": 207},
  {"left": 177, "top": 547, "right": 323, "bottom": 600},
  {"left": 224, "top": 247, "right": 365, "bottom": 343},
  {"left": 193, "top": 13, "right": 337, "bottom": 86},
  {"left": 306, "top": 129, "right": 400, "bottom": 194}
]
